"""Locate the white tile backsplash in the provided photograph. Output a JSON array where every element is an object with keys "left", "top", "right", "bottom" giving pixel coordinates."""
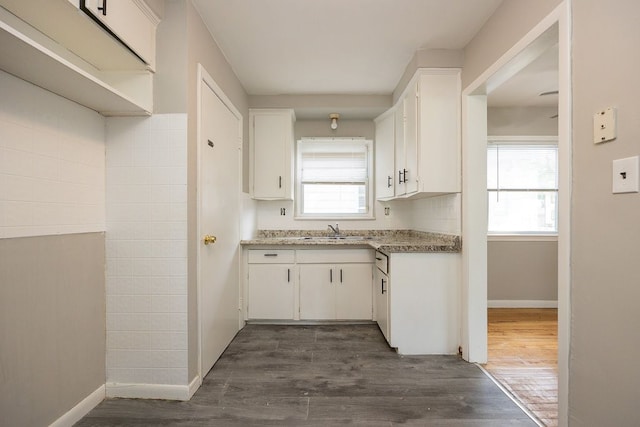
[
  {"left": 105, "top": 113, "right": 189, "bottom": 387},
  {"left": 0, "top": 71, "right": 106, "bottom": 239},
  {"left": 410, "top": 193, "right": 461, "bottom": 235}
]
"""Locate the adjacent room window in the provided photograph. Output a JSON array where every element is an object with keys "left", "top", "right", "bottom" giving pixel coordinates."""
[
  {"left": 296, "top": 138, "right": 373, "bottom": 219},
  {"left": 487, "top": 138, "right": 558, "bottom": 234}
]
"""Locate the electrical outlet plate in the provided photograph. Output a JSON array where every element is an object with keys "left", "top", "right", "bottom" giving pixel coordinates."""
[
  {"left": 612, "top": 156, "right": 639, "bottom": 194},
  {"left": 594, "top": 107, "right": 617, "bottom": 144}
]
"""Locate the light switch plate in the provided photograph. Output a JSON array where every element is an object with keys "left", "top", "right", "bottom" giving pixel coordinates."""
[
  {"left": 594, "top": 107, "right": 617, "bottom": 144},
  {"left": 612, "top": 156, "right": 639, "bottom": 194}
]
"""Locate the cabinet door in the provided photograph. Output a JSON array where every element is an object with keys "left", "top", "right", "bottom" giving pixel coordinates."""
[
  {"left": 403, "top": 80, "right": 419, "bottom": 195},
  {"left": 299, "top": 264, "right": 334, "bottom": 320},
  {"left": 335, "top": 264, "right": 373, "bottom": 320},
  {"left": 83, "top": 0, "right": 156, "bottom": 67},
  {"left": 394, "top": 103, "right": 406, "bottom": 196},
  {"left": 375, "top": 112, "right": 395, "bottom": 200},
  {"left": 248, "top": 264, "right": 295, "bottom": 319},
  {"left": 252, "top": 112, "right": 293, "bottom": 199},
  {"left": 374, "top": 268, "right": 390, "bottom": 342}
]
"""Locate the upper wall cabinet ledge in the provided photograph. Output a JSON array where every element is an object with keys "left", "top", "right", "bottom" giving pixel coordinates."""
[
  {"left": 0, "top": 0, "right": 159, "bottom": 116},
  {"left": 375, "top": 68, "right": 461, "bottom": 201}
]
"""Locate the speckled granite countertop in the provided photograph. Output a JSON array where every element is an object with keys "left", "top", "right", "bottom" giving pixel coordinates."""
[{"left": 240, "top": 230, "right": 461, "bottom": 254}]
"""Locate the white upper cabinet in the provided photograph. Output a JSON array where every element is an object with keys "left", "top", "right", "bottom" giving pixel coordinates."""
[
  {"left": 0, "top": 0, "right": 159, "bottom": 115},
  {"left": 250, "top": 109, "right": 296, "bottom": 200},
  {"left": 416, "top": 70, "right": 461, "bottom": 195},
  {"left": 375, "top": 68, "right": 461, "bottom": 200},
  {"left": 374, "top": 110, "right": 395, "bottom": 200},
  {"left": 81, "top": 0, "right": 158, "bottom": 70}
]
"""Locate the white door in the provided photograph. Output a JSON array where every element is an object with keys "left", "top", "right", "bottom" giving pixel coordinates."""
[{"left": 199, "top": 78, "right": 241, "bottom": 376}]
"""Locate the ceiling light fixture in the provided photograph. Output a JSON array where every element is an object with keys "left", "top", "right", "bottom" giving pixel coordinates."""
[{"left": 329, "top": 113, "right": 340, "bottom": 130}]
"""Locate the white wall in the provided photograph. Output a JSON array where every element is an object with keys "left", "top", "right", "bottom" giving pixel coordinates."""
[
  {"left": 570, "top": 1, "right": 640, "bottom": 424},
  {"left": 0, "top": 70, "right": 105, "bottom": 238},
  {"left": 0, "top": 69, "right": 106, "bottom": 426},
  {"left": 105, "top": 114, "right": 189, "bottom": 392}
]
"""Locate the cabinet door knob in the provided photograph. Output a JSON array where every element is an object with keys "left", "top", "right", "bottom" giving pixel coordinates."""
[{"left": 203, "top": 234, "right": 217, "bottom": 245}]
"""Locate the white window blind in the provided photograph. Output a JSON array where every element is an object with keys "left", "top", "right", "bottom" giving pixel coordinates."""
[
  {"left": 297, "top": 139, "right": 372, "bottom": 218},
  {"left": 487, "top": 143, "right": 558, "bottom": 234}
]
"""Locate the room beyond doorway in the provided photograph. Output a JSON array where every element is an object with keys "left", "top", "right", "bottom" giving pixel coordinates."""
[{"left": 484, "top": 308, "right": 558, "bottom": 426}]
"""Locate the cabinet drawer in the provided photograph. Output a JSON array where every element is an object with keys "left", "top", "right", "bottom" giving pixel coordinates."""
[
  {"left": 248, "top": 249, "right": 295, "bottom": 264},
  {"left": 296, "top": 249, "right": 374, "bottom": 264},
  {"left": 375, "top": 251, "right": 389, "bottom": 275}
]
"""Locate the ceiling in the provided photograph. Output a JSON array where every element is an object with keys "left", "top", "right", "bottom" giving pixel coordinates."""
[
  {"left": 192, "top": 0, "right": 503, "bottom": 96},
  {"left": 487, "top": 43, "right": 559, "bottom": 108},
  {"left": 191, "top": 0, "right": 558, "bottom": 119}
]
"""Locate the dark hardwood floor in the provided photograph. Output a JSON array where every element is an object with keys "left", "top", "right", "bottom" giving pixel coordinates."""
[{"left": 77, "top": 324, "right": 536, "bottom": 426}]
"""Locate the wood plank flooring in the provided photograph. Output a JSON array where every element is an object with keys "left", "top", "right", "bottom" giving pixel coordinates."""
[
  {"left": 77, "top": 324, "right": 536, "bottom": 426},
  {"left": 483, "top": 308, "right": 558, "bottom": 427}
]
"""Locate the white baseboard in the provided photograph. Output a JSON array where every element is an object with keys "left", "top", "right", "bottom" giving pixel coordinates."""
[
  {"left": 106, "top": 382, "right": 196, "bottom": 401},
  {"left": 188, "top": 375, "right": 202, "bottom": 399},
  {"left": 49, "top": 384, "right": 105, "bottom": 427},
  {"left": 488, "top": 300, "right": 558, "bottom": 308}
]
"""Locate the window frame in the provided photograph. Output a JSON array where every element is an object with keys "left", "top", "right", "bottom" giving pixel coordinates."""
[
  {"left": 295, "top": 138, "right": 374, "bottom": 220},
  {"left": 487, "top": 136, "right": 559, "bottom": 237}
]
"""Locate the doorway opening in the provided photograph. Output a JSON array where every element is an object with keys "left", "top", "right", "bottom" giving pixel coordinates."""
[{"left": 461, "top": 3, "right": 570, "bottom": 426}]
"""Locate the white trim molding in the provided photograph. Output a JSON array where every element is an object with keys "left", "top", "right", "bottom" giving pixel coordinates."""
[
  {"left": 489, "top": 300, "right": 558, "bottom": 309},
  {"left": 49, "top": 385, "right": 105, "bottom": 427},
  {"left": 106, "top": 383, "right": 193, "bottom": 401},
  {"left": 188, "top": 375, "right": 202, "bottom": 399},
  {"left": 488, "top": 235, "right": 558, "bottom": 242}
]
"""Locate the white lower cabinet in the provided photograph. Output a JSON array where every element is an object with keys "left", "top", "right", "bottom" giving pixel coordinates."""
[
  {"left": 386, "top": 252, "right": 460, "bottom": 355},
  {"left": 374, "top": 266, "right": 390, "bottom": 341},
  {"left": 246, "top": 248, "right": 374, "bottom": 321},
  {"left": 247, "top": 250, "right": 295, "bottom": 320},
  {"left": 299, "top": 263, "right": 373, "bottom": 320}
]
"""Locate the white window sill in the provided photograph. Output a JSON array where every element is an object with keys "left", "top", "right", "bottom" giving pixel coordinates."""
[
  {"left": 294, "top": 214, "right": 376, "bottom": 221},
  {"left": 488, "top": 234, "right": 558, "bottom": 242}
]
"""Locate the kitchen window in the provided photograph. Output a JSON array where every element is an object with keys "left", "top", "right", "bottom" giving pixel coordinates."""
[
  {"left": 296, "top": 138, "right": 373, "bottom": 219},
  {"left": 487, "top": 137, "right": 558, "bottom": 235}
]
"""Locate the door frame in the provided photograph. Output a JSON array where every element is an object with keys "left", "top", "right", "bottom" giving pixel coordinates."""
[
  {"left": 460, "top": 2, "right": 571, "bottom": 425},
  {"left": 196, "top": 63, "right": 244, "bottom": 385}
]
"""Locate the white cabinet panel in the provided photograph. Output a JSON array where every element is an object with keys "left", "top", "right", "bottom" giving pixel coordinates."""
[
  {"left": 374, "top": 111, "right": 395, "bottom": 200},
  {"left": 299, "top": 264, "right": 334, "bottom": 320},
  {"left": 335, "top": 264, "right": 373, "bottom": 320},
  {"left": 248, "top": 264, "right": 295, "bottom": 319},
  {"left": 250, "top": 109, "right": 295, "bottom": 200},
  {"left": 82, "top": 0, "right": 158, "bottom": 69},
  {"left": 374, "top": 267, "right": 390, "bottom": 342},
  {"left": 403, "top": 79, "right": 419, "bottom": 195},
  {"left": 394, "top": 104, "right": 406, "bottom": 196}
]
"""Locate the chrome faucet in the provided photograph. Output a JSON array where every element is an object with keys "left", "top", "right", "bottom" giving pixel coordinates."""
[{"left": 328, "top": 223, "right": 340, "bottom": 237}]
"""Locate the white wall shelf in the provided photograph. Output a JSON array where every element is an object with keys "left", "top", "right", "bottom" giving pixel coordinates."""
[{"left": 0, "top": 6, "right": 152, "bottom": 115}]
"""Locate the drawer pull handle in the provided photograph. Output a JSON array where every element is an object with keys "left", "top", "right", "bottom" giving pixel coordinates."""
[
  {"left": 330, "top": 269, "right": 333, "bottom": 283},
  {"left": 340, "top": 269, "right": 343, "bottom": 283},
  {"left": 376, "top": 257, "right": 383, "bottom": 261},
  {"left": 381, "top": 278, "right": 387, "bottom": 294},
  {"left": 287, "top": 268, "right": 290, "bottom": 282},
  {"left": 264, "top": 253, "right": 278, "bottom": 257}
]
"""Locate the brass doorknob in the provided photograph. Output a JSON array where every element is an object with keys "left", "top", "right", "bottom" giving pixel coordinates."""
[{"left": 203, "top": 235, "right": 217, "bottom": 245}]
